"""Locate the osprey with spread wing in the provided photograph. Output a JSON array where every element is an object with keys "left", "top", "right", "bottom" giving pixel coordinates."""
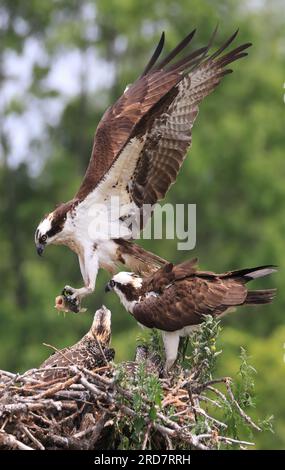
[{"left": 35, "top": 29, "right": 251, "bottom": 311}]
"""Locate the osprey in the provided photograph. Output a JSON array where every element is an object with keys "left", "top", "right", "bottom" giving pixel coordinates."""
[
  {"left": 40, "top": 305, "right": 114, "bottom": 380},
  {"left": 105, "top": 260, "right": 277, "bottom": 371},
  {"left": 35, "top": 29, "right": 251, "bottom": 311}
]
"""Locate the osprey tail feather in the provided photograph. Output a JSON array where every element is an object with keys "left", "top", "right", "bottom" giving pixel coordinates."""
[
  {"left": 244, "top": 289, "right": 277, "bottom": 305},
  {"left": 224, "top": 264, "right": 277, "bottom": 306},
  {"left": 224, "top": 265, "right": 278, "bottom": 282}
]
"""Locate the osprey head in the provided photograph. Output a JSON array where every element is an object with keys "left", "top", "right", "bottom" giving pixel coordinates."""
[
  {"left": 35, "top": 201, "right": 73, "bottom": 256},
  {"left": 105, "top": 272, "right": 143, "bottom": 313},
  {"left": 105, "top": 272, "right": 143, "bottom": 294},
  {"left": 89, "top": 305, "right": 112, "bottom": 345}
]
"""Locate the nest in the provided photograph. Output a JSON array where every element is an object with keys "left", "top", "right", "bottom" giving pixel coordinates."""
[
  {"left": 0, "top": 309, "right": 263, "bottom": 450},
  {"left": 0, "top": 349, "right": 260, "bottom": 450}
]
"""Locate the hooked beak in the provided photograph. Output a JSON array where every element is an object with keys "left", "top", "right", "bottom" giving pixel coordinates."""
[
  {"left": 105, "top": 282, "right": 112, "bottom": 293},
  {"left": 36, "top": 243, "right": 45, "bottom": 257}
]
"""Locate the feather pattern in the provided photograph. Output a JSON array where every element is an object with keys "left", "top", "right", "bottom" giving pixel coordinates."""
[
  {"left": 40, "top": 307, "right": 114, "bottom": 380},
  {"left": 36, "top": 30, "right": 253, "bottom": 305},
  {"left": 75, "top": 29, "right": 252, "bottom": 226},
  {"left": 130, "top": 262, "right": 277, "bottom": 331}
]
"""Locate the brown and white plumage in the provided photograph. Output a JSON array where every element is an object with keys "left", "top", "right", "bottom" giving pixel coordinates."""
[
  {"left": 106, "top": 261, "right": 277, "bottom": 370},
  {"left": 124, "top": 345, "right": 163, "bottom": 377},
  {"left": 35, "top": 29, "right": 251, "bottom": 311},
  {"left": 40, "top": 306, "right": 114, "bottom": 381},
  {"left": 76, "top": 29, "right": 250, "bottom": 209}
]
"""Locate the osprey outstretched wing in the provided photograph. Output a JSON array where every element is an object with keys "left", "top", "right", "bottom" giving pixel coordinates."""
[
  {"left": 76, "top": 29, "right": 250, "bottom": 210},
  {"left": 35, "top": 29, "right": 251, "bottom": 311}
]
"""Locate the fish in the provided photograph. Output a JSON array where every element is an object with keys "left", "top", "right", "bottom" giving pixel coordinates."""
[{"left": 54, "top": 291, "right": 87, "bottom": 314}]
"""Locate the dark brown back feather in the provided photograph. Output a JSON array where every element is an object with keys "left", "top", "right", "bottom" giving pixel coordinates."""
[{"left": 133, "top": 262, "right": 276, "bottom": 332}]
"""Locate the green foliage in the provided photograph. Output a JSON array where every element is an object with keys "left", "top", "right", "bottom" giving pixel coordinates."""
[
  {"left": 0, "top": 0, "right": 284, "bottom": 449},
  {"left": 114, "top": 361, "right": 163, "bottom": 449},
  {"left": 215, "top": 326, "right": 284, "bottom": 448},
  {"left": 113, "top": 317, "right": 272, "bottom": 450},
  {"left": 222, "top": 350, "right": 256, "bottom": 441},
  {"left": 137, "top": 328, "right": 165, "bottom": 359},
  {"left": 189, "top": 315, "right": 222, "bottom": 381},
  {"left": 189, "top": 320, "right": 274, "bottom": 449},
  {"left": 216, "top": 347, "right": 274, "bottom": 445},
  {"left": 236, "top": 347, "right": 257, "bottom": 409}
]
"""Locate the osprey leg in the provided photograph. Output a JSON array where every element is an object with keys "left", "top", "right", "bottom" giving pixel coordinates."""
[
  {"left": 60, "top": 252, "right": 99, "bottom": 313},
  {"left": 162, "top": 331, "right": 180, "bottom": 372}
]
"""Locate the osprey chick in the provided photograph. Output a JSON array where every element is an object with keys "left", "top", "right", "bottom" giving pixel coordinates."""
[
  {"left": 40, "top": 305, "right": 114, "bottom": 380},
  {"left": 35, "top": 29, "right": 251, "bottom": 311},
  {"left": 105, "top": 260, "right": 277, "bottom": 371}
]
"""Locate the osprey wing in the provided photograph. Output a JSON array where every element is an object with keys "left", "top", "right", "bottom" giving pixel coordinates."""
[
  {"left": 40, "top": 344, "right": 84, "bottom": 369},
  {"left": 143, "top": 257, "right": 199, "bottom": 292},
  {"left": 75, "top": 30, "right": 251, "bottom": 231},
  {"left": 133, "top": 276, "right": 247, "bottom": 331},
  {"left": 75, "top": 30, "right": 198, "bottom": 202}
]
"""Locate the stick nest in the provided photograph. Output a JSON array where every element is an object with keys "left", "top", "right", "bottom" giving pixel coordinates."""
[{"left": 0, "top": 316, "right": 264, "bottom": 450}]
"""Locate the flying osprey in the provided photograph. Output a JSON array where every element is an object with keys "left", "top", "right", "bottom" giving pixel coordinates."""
[
  {"left": 35, "top": 29, "right": 251, "bottom": 311},
  {"left": 40, "top": 305, "right": 114, "bottom": 380},
  {"left": 105, "top": 260, "right": 277, "bottom": 371}
]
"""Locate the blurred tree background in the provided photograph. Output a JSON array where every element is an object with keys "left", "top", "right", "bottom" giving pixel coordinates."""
[{"left": 0, "top": 0, "right": 284, "bottom": 449}]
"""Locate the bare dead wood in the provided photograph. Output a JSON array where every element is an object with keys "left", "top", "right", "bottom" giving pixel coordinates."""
[
  {"left": 0, "top": 430, "right": 34, "bottom": 450},
  {"left": 0, "top": 330, "right": 261, "bottom": 450}
]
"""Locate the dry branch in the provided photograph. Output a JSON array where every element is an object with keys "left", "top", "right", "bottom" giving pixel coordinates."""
[
  {"left": 0, "top": 359, "right": 260, "bottom": 450},
  {"left": 0, "top": 315, "right": 262, "bottom": 450}
]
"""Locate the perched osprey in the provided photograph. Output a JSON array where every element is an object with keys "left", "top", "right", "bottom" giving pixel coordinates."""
[
  {"left": 35, "top": 29, "right": 251, "bottom": 311},
  {"left": 105, "top": 260, "right": 277, "bottom": 371},
  {"left": 40, "top": 305, "right": 114, "bottom": 380}
]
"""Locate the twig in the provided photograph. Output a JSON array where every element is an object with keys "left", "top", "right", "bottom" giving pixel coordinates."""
[
  {"left": 21, "top": 425, "right": 45, "bottom": 450},
  {"left": 199, "top": 394, "right": 222, "bottom": 408},
  {"left": 191, "top": 406, "right": 227, "bottom": 429},
  {"left": 207, "top": 385, "right": 228, "bottom": 403},
  {"left": 225, "top": 378, "right": 261, "bottom": 432},
  {"left": 195, "top": 433, "right": 255, "bottom": 447},
  {"left": 0, "top": 399, "right": 77, "bottom": 418},
  {"left": 0, "top": 370, "right": 16, "bottom": 379},
  {"left": 33, "top": 374, "right": 80, "bottom": 400},
  {"left": 73, "top": 412, "right": 111, "bottom": 449},
  {"left": 0, "top": 430, "right": 34, "bottom": 450},
  {"left": 142, "top": 423, "right": 152, "bottom": 450},
  {"left": 194, "top": 377, "right": 227, "bottom": 393},
  {"left": 186, "top": 382, "right": 198, "bottom": 420},
  {"left": 78, "top": 374, "right": 111, "bottom": 402},
  {"left": 165, "top": 433, "right": 174, "bottom": 450},
  {"left": 94, "top": 335, "right": 108, "bottom": 366},
  {"left": 43, "top": 343, "right": 75, "bottom": 365}
]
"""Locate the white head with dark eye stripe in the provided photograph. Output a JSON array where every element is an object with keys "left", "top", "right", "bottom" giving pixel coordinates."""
[
  {"left": 106, "top": 272, "right": 143, "bottom": 290},
  {"left": 105, "top": 272, "right": 143, "bottom": 312},
  {"left": 35, "top": 214, "right": 53, "bottom": 256},
  {"left": 35, "top": 204, "right": 70, "bottom": 256}
]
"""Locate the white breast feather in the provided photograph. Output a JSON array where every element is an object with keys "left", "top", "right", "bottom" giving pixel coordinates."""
[
  {"left": 114, "top": 287, "right": 138, "bottom": 314},
  {"left": 72, "top": 137, "right": 146, "bottom": 247},
  {"left": 80, "top": 136, "right": 146, "bottom": 208}
]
